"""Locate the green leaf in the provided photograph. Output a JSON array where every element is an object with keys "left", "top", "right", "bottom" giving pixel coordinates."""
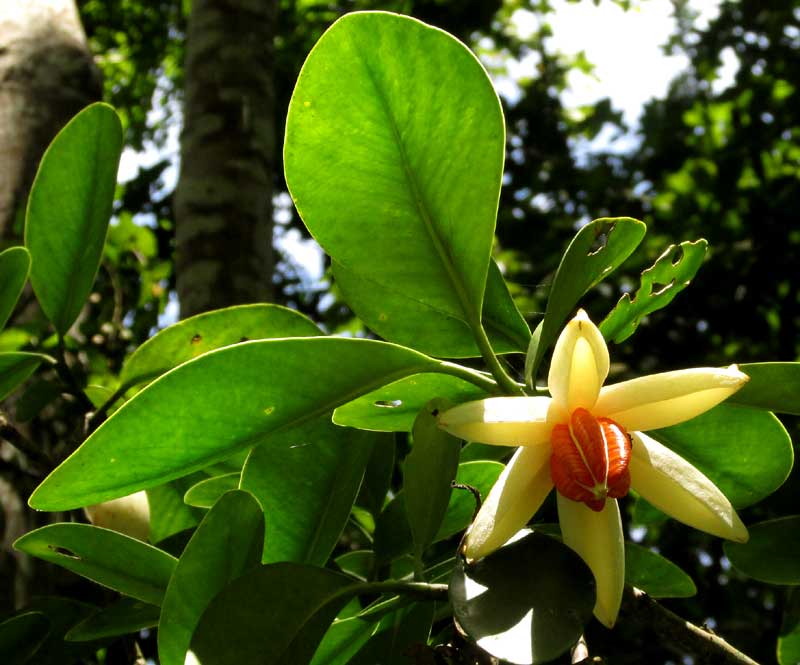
[
  {"left": 146, "top": 474, "right": 207, "bottom": 544},
  {"left": 241, "top": 417, "right": 375, "bottom": 565},
  {"left": 651, "top": 404, "right": 793, "bottom": 508},
  {"left": 0, "top": 247, "right": 31, "bottom": 331},
  {"left": 191, "top": 563, "right": 356, "bottom": 665},
  {"left": 347, "top": 602, "right": 434, "bottom": 665},
  {"left": 356, "top": 435, "right": 395, "bottom": 519},
  {"left": 335, "top": 550, "right": 375, "bottom": 582},
  {"left": 728, "top": 363, "right": 800, "bottom": 415},
  {"left": 29, "top": 337, "right": 439, "bottom": 510},
  {"left": 13, "top": 523, "right": 176, "bottom": 605},
  {"left": 450, "top": 530, "right": 595, "bottom": 665},
  {"left": 779, "top": 589, "right": 800, "bottom": 665},
  {"left": 11, "top": 598, "right": 96, "bottom": 665},
  {"left": 334, "top": 259, "right": 530, "bottom": 358},
  {"left": 405, "top": 399, "right": 462, "bottom": 558},
  {"left": 525, "top": 217, "right": 646, "bottom": 385},
  {"left": 183, "top": 472, "right": 241, "bottom": 508},
  {"left": 0, "top": 612, "right": 50, "bottom": 665},
  {"left": 16, "top": 379, "right": 63, "bottom": 422},
  {"left": 312, "top": 615, "right": 379, "bottom": 665},
  {"left": 120, "top": 303, "right": 321, "bottom": 389},
  {"left": 624, "top": 542, "right": 696, "bottom": 598},
  {"left": 724, "top": 516, "right": 800, "bottom": 585},
  {"left": 0, "top": 352, "right": 49, "bottom": 401},
  {"left": 334, "top": 372, "right": 487, "bottom": 432},
  {"left": 285, "top": 12, "right": 504, "bottom": 351},
  {"left": 375, "top": 460, "right": 503, "bottom": 563},
  {"left": 65, "top": 598, "right": 160, "bottom": 642},
  {"left": 600, "top": 240, "right": 707, "bottom": 343},
  {"left": 24, "top": 103, "right": 122, "bottom": 334},
  {"left": 159, "top": 490, "right": 264, "bottom": 665}
]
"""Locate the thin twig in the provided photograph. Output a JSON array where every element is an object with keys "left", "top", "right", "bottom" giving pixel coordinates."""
[
  {"left": 621, "top": 587, "right": 760, "bottom": 665},
  {"left": 0, "top": 412, "right": 53, "bottom": 471}
]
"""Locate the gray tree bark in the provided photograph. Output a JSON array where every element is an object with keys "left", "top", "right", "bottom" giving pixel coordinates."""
[
  {"left": 0, "top": 0, "right": 102, "bottom": 240},
  {"left": 175, "top": 0, "right": 277, "bottom": 318}
]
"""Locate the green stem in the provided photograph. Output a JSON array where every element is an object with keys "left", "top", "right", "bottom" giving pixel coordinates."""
[
  {"left": 85, "top": 378, "right": 140, "bottom": 433},
  {"left": 354, "top": 580, "right": 448, "bottom": 602},
  {"left": 435, "top": 361, "right": 501, "bottom": 394},
  {"left": 470, "top": 319, "right": 526, "bottom": 396}
]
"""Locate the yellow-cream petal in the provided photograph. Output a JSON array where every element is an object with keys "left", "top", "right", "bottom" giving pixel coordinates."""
[
  {"left": 557, "top": 494, "right": 624, "bottom": 629},
  {"left": 548, "top": 310, "right": 609, "bottom": 413},
  {"left": 629, "top": 432, "right": 748, "bottom": 542},
  {"left": 84, "top": 491, "right": 151, "bottom": 541},
  {"left": 464, "top": 445, "right": 553, "bottom": 561},
  {"left": 595, "top": 365, "right": 749, "bottom": 431},
  {"left": 438, "top": 397, "right": 552, "bottom": 446}
]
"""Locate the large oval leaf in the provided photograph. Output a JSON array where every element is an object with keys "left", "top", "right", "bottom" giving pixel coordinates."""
[
  {"left": 191, "top": 563, "right": 356, "bottom": 665},
  {"left": 0, "top": 611, "right": 50, "bottom": 665},
  {"left": 285, "top": 12, "right": 504, "bottom": 350},
  {"left": 241, "top": 418, "right": 375, "bottom": 565},
  {"left": 65, "top": 598, "right": 160, "bottom": 642},
  {"left": 120, "top": 304, "right": 321, "bottom": 389},
  {"left": 159, "top": 490, "right": 264, "bottom": 665},
  {"left": 724, "top": 516, "right": 800, "bottom": 585},
  {"left": 334, "top": 259, "right": 530, "bottom": 357},
  {"left": 25, "top": 103, "right": 123, "bottom": 335},
  {"left": 650, "top": 404, "right": 793, "bottom": 508},
  {"left": 0, "top": 352, "right": 50, "bottom": 401},
  {"left": 728, "top": 362, "right": 800, "bottom": 415},
  {"left": 624, "top": 542, "right": 696, "bottom": 598},
  {"left": 183, "top": 472, "right": 240, "bottom": 508},
  {"left": 0, "top": 247, "right": 31, "bottom": 331},
  {"left": 29, "top": 337, "right": 438, "bottom": 510},
  {"left": 13, "top": 523, "right": 176, "bottom": 605},
  {"left": 450, "top": 530, "right": 595, "bottom": 665},
  {"left": 333, "top": 372, "right": 487, "bottom": 432}
]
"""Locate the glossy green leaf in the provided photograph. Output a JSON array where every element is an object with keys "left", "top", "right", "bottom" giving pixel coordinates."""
[
  {"left": 120, "top": 304, "right": 321, "bottom": 389},
  {"left": 312, "top": 615, "right": 379, "bottom": 665},
  {"left": 356, "top": 434, "right": 395, "bottom": 519},
  {"left": 65, "top": 598, "right": 159, "bottom": 642},
  {"left": 25, "top": 103, "right": 122, "bottom": 334},
  {"left": 334, "top": 372, "right": 487, "bottom": 432},
  {"left": 191, "top": 563, "right": 356, "bottom": 665},
  {"left": 375, "top": 460, "right": 503, "bottom": 562},
  {"left": 16, "top": 379, "right": 63, "bottom": 422},
  {"left": 29, "top": 337, "right": 439, "bottom": 510},
  {"left": 651, "top": 404, "right": 793, "bottom": 508},
  {"left": 405, "top": 399, "right": 462, "bottom": 557},
  {"left": 624, "top": 542, "right": 696, "bottom": 598},
  {"left": 13, "top": 523, "right": 176, "bottom": 605},
  {"left": 347, "top": 602, "right": 434, "bottom": 665},
  {"left": 335, "top": 550, "right": 375, "bottom": 582},
  {"left": 0, "top": 611, "right": 50, "bottom": 665},
  {"left": 334, "top": 259, "right": 530, "bottom": 357},
  {"left": 450, "top": 530, "right": 595, "bottom": 665},
  {"left": 0, "top": 247, "right": 31, "bottom": 331},
  {"left": 600, "top": 240, "right": 707, "bottom": 343},
  {"left": 285, "top": 12, "right": 504, "bottom": 352},
  {"left": 525, "top": 217, "right": 646, "bottom": 385},
  {"left": 159, "top": 490, "right": 264, "bottom": 665},
  {"left": 241, "top": 417, "right": 374, "bottom": 565},
  {"left": 183, "top": 472, "right": 240, "bottom": 508},
  {"left": 728, "top": 363, "right": 800, "bottom": 415},
  {"left": 0, "top": 352, "right": 50, "bottom": 401},
  {"left": 724, "top": 516, "right": 800, "bottom": 584},
  {"left": 147, "top": 473, "right": 207, "bottom": 544}
]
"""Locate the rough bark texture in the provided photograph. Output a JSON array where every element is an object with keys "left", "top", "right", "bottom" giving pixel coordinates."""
[
  {"left": 0, "top": 0, "right": 102, "bottom": 241},
  {"left": 175, "top": 0, "right": 277, "bottom": 318}
]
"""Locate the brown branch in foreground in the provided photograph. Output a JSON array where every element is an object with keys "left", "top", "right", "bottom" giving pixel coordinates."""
[{"left": 621, "top": 587, "right": 760, "bottom": 665}]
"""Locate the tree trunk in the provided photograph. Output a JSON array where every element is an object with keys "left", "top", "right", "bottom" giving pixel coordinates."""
[
  {"left": 175, "top": 0, "right": 277, "bottom": 318},
  {"left": 0, "top": 0, "right": 102, "bottom": 241}
]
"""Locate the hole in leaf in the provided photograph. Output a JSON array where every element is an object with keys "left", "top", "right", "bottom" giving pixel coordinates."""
[
  {"left": 239, "top": 336, "right": 250, "bottom": 343},
  {"left": 588, "top": 222, "right": 616, "bottom": 256},
  {"left": 374, "top": 399, "right": 402, "bottom": 409},
  {"left": 191, "top": 334, "right": 202, "bottom": 344},
  {"left": 651, "top": 280, "right": 676, "bottom": 296},
  {"left": 49, "top": 545, "right": 80, "bottom": 560},
  {"left": 671, "top": 246, "right": 685, "bottom": 266}
]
